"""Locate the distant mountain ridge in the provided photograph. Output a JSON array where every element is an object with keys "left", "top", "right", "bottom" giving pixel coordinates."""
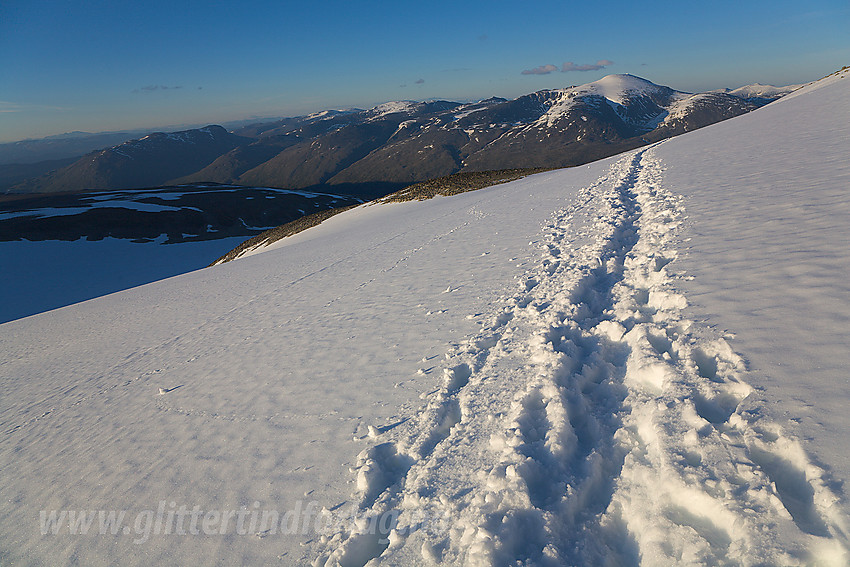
[
  {"left": 0, "top": 132, "right": 143, "bottom": 166},
  {"left": 10, "top": 75, "right": 799, "bottom": 195},
  {"left": 13, "top": 126, "right": 249, "bottom": 193}
]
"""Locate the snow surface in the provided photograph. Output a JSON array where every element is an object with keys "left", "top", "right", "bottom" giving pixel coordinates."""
[
  {"left": 663, "top": 67, "right": 850, "bottom": 508},
  {"left": 0, "top": 236, "right": 245, "bottom": 324},
  {"left": 0, "top": 202, "right": 194, "bottom": 220},
  {"left": 1, "top": 69, "right": 848, "bottom": 566},
  {"left": 453, "top": 107, "right": 488, "bottom": 120}
]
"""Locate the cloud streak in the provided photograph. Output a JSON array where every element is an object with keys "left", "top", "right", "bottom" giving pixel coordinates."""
[
  {"left": 0, "top": 100, "right": 66, "bottom": 113},
  {"left": 562, "top": 60, "right": 614, "bottom": 72},
  {"left": 522, "top": 59, "right": 614, "bottom": 75},
  {"left": 0, "top": 101, "right": 23, "bottom": 113},
  {"left": 521, "top": 64, "right": 559, "bottom": 76},
  {"left": 132, "top": 85, "right": 184, "bottom": 94}
]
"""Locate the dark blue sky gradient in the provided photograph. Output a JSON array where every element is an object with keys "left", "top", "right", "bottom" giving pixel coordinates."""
[{"left": 1, "top": 0, "right": 848, "bottom": 142}]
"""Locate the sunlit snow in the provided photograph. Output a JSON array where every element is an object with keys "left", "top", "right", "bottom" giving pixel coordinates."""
[{"left": 1, "top": 68, "right": 848, "bottom": 566}]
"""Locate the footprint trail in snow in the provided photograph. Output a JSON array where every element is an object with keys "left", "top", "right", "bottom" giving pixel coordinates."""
[{"left": 318, "top": 147, "right": 849, "bottom": 566}]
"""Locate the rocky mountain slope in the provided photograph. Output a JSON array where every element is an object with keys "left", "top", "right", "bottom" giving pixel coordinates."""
[
  {"left": 13, "top": 126, "right": 249, "bottom": 193},
  {"left": 11, "top": 75, "right": 797, "bottom": 195}
]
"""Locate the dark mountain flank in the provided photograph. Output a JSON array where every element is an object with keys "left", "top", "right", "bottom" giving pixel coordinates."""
[
  {"left": 10, "top": 75, "right": 797, "bottom": 196},
  {"left": 13, "top": 126, "right": 249, "bottom": 193}
]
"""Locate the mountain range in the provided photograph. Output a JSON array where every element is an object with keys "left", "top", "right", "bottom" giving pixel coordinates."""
[{"left": 7, "top": 75, "right": 798, "bottom": 196}]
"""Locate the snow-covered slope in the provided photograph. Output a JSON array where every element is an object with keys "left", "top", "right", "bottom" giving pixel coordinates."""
[
  {"left": 526, "top": 74, "right": 689, "bottom": 132},
  {"left": 663, "top": 66, "right": 850, "bottom": 524},
  {"left": 726, "top": 83, "right": 803, "bottom": 99},
  {"left": 1, "top": 68, "right": 847, "bottom": 566},
  {"left": 574, "top": 73, "right": 685, "bottom": 105},
  {"left": 0, "top": 236, "right": 246, "bottom": 324}
]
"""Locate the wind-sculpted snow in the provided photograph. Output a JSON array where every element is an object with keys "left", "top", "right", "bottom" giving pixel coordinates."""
[{"left": 319, "top": 149, "right": 849, "bottom": 566}]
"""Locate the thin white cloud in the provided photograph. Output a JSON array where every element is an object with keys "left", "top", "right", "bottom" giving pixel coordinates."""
[
  {"left": 521, "top": 64, "right": 559, "bottom": 75},
  {"left": 522, "top": 59, "right": 614, "bottom": 76},
  {"left": 561, "top": 60, "right": 614, "bottom": 72},
  {"left": 132, "top": 85, "right": 184, "bottom": 94},
  {"left": 0, "top": 100, "right": 65, "bottom": 113}
]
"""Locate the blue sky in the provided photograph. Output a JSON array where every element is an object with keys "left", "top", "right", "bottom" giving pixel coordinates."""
[{"left": 1, "top": 0, "right": 848, "bottom": 143}]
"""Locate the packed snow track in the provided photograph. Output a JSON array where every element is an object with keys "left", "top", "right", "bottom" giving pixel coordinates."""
[{"left": 319, "top": 148, "right": 849, "bottom": 566}]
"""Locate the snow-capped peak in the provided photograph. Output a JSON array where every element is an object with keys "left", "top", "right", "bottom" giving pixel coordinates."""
[
  {"left": 576, "top": 74, "right": 687, "bottom": 105},
  {"left": 726, "top": 83, "right": 803, "bottom": 99},
  {"left": 367, "top": 100, "right": 418, "bottom": 117},
  {"left": 533, "top": 74, "right": 688, "bottom": 129}
]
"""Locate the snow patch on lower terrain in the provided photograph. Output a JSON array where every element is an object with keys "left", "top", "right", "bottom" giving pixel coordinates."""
[{"left": 662, "top": 93, "right": 716, "bottom": 123}]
